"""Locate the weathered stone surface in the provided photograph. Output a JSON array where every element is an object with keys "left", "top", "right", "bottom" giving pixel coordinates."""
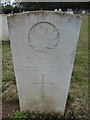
[
  {"left": 7, "top": 11, "right": 81, "bottom": 114},
  {"left": 0, "top": 14, "right": 9, "bottom": 41}
]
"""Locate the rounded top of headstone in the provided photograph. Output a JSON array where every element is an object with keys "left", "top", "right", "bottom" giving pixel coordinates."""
[{"left": 7, "top": 11, "right": 81, "bottom": 20}]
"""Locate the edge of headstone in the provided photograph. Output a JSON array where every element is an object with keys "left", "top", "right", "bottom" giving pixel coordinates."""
[{"left": 7, "top": 11, "right": 82, "bottom": 20}]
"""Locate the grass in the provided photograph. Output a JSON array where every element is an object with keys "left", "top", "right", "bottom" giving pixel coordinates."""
[
  {"left": 2, "top": 14, "right": 88, "bottom": 119},
  {"left": 2, "top": 41, "right": 14, "bottom": 82}
]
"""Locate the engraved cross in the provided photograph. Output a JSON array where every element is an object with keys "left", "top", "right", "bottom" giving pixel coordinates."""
[{"left": 33, "top": 74, "right": 52, "bottom": 111}]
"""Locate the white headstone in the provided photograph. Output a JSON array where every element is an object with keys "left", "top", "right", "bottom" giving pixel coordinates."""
[
  {"left": 82, "top": 10, "right": 86, "bottom": 14},
  {"left": 0, "top": 14, "right": 9, "bottom": 41},
  {"left": 66, "top": 11, "right": 73, "bottom": 14},
  {"left": 59, "top": 9, "right": 63, "bottom": 12},
  {"left": 7, "top": 11, "right": 81, "bottom": 114},
  {"left": 54, "top": 9, "right": 58, "bottom": 12}
]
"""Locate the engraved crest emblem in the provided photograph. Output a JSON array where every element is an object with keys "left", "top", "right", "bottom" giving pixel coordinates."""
[{"left": 28, "top": 22, "right": 60, "bottom": 53}]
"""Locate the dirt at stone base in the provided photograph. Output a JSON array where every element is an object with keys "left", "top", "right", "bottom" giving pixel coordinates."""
[{"left": 2, "top": 102, "right": 20, "bottom": 119}]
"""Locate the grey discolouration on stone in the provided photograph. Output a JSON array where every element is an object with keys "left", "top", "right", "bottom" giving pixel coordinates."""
[{"left": 7, "top": 11, "right": 82, "bottom": 114}]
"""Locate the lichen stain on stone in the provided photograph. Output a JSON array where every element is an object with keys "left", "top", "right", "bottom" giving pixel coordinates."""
[
  {"left": 28, "top": 11, "right": 50, "bottom": 17},
  {"left": 21, "top": 96, "right": 57, "bottom": 113},
  {"left": 8, "top": 11, "right": 81, "bottom": 22},
  {"left": 76, "top": 14, "right": 82, "bottom": 19},
  {"left": 44, "top": 97, "right": 56, "bottom": 112},
  {"left": 21, "top": 99, "right": 42, "bottom": 112}
]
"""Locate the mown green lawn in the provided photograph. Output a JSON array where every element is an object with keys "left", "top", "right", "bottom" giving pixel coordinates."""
[{"left": 2, "top": 14, "right": 88, "bottom": 119}]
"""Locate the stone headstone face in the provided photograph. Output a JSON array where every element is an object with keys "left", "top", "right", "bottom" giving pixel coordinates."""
[
  {"left": 0, "top": 14, "right": 9, "bottom": 41},
  {"left": 7, "top": 11, "right": 81, "bottom": 114}
]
